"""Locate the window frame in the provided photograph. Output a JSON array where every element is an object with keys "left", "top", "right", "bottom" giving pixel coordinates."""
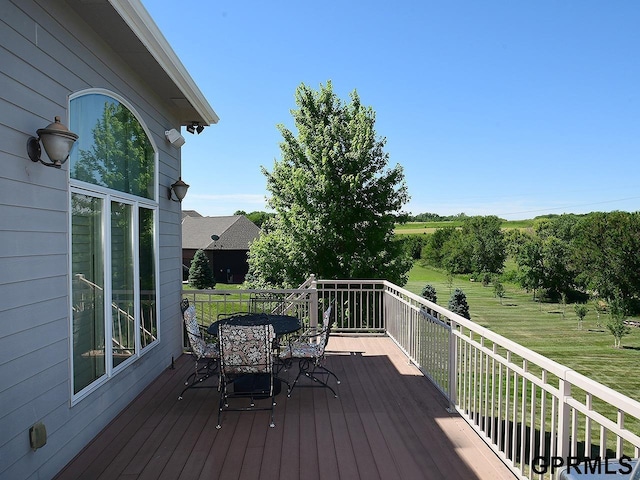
[{"left": 68, "top": 90, "right": 160, "bottom": 405}]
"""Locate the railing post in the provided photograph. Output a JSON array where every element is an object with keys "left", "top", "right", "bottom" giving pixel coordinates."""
[
  {"left": 309, "top": 274, "right": 319, "bottom": 328},
  {"left": 447, "top": 319, "right": 457, "bottom": 413},
  {"left": 557, "top": 376, "right": 571, "bottom": 460}
]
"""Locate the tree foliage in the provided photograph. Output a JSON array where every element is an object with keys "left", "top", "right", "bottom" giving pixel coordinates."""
[
  {"left": 421, "top": 284, "right": 438, "bottom": 303},
  {"left": 462, "top": 215, "right": 506, "bottom": 274},
  {"left": 572, "top": 211, "right": 640, "bottom": 305},
  {"left": 606, "top": 296, "right": 631, "bottom": 348},
  {"left": 448, "top": 288, "right": 471, "bottom": 319},
  {"left": 422, "top": 227, "right": 457, "bottom": 267},
  {"left": 234, "top": 210, "right": 275, "bottom": 229},
  {"left": 494, "top": 281, "right": 505, "bottom": 304},
  {"left": 188, "top": 249, "right": 215, "bottom": 289},
  {"left": 400, "top": 234, "right": 428, "bottom": 260},
  {"left": 574, "top": 304, "right": 588, "bottom": 330},
  {"left": 247, "top": 81, "right": 412, "bottom": 287},
  {"left": 422, "top": 216, "right": 505, "bottom": 275}
]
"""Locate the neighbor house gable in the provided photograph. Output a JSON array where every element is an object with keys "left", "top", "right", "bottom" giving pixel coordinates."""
[{"left": 182, "top": 215, "right": 260, "bottom": 251}]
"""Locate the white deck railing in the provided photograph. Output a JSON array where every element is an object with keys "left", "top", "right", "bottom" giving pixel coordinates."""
[{"left": 183, "top": 279, "right": 640, "bottom": 480}]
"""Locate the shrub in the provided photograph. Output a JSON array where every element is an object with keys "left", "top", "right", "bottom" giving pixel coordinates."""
[
  {"left": 574, "top": 304, "right": 588, "bottom": 330},
  {"left": 420, "top": 284, "right": 437, "bottom": 303},
  {"left": 188, "top": 249, "right": 216, "bottom": 289},
  {"left": 448, "top": 288, "right": 471, "bottom": 319},
  {"left": 494, "top": 281, "right": 505, "bottom": 304},
  {"left": 607, "top": 297, "right": 631, "bottom": 348}
]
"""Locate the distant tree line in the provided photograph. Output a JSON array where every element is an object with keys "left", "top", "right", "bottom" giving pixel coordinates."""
[
  {"left": 234, "top": 210, "right": 275, "bottom": 229},
  {"left": 408, "top": 212, "right": 472, "bottom": 222},
  {"left": 411, "top": 211, "right": 640, "bottom": 316}
]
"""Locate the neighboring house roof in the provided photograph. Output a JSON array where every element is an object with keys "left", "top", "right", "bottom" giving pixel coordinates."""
[
  {"left": 66, "top": 0, "right": 219, "bottom": 126},
  {"left": 182, "top": 210, "right": 203, "bottom": 219},
  {"left": 182, "top": 215, "right": 260, "bottom": 251}
]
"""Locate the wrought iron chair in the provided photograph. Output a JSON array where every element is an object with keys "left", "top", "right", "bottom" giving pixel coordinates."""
[
  {"left": 178, "top": 298, "right": 219, "bottom": 400},
  {"left": 216, "top": 323, "right": 278, "bottom": 428},
  {"left": 279, "top": 305, "right": 340, "bottom": 397}
]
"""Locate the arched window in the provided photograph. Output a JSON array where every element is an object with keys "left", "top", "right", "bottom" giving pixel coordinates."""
[
  {"left": 69, "top": 93, "right": 155, "bottom": 198},
  {"left": 69, "top": 92, "right": 159, "bottom": 401}
]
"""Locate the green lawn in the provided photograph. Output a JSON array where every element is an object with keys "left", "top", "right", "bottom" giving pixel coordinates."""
[
  {"left": 405, "top": 263, "right": 640, "bottom": 403},
  {"left": 394, "top": 219, "right": 534, "bottom": 235}
]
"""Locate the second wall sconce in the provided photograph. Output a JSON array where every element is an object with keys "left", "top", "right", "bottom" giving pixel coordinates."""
[
  {"left": 168, "top": 177, "right": 189, "bottom": 202},
  {"left": 27, "top": 116, "right": 79, "bottom": 168}
]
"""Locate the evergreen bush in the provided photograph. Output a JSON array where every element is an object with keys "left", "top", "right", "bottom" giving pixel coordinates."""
[
  {"left": 188, "top": 249, "right": 216, "bottom": 289},
  {"left": 448, "top": 288, "right": 471, "bottom": 319},
  {"left": 420, "top": 284, "right": 437, "bottom": 303}
]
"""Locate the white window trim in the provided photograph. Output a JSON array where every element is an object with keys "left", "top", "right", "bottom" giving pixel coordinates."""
[{"left": 68, "top": 90, "right": 160, "bottom": 405}]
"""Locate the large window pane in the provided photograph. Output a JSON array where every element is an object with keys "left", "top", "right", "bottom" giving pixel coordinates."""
[
  {"left": 70, "top": 91, "right": 159, "bottom": 399},
  {"left": 72, "top": 194, "right": 105, "bottom": 394},
  {"left": 111, "top": 202, "right": 135, "bottom": 368},
  {"left": 139, "top": 207, "right": 157, "bottom": 347},
  {"left": 70, "top": 94, "right": 155, "bottom": 199}
]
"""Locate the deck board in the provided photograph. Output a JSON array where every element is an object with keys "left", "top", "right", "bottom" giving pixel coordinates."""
[{"left": 55, "top": 336, "right": 515, "bottom": 480}]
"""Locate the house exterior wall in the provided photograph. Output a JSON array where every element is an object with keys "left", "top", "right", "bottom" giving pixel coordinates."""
[{"left": 0, "top": 1, "right": 186, "bottom": 478}]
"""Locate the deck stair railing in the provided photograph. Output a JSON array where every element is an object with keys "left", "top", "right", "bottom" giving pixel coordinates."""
[
  {"left": 183, "top": 278, "right": 640, "bottom": 480},
  {"left": 73, "top": 274, "right": 157, "bottom": 355}
]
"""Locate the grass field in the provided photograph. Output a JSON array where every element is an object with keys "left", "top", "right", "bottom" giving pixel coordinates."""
[
  {"left": 394, "top": 219, "right": 535, "bottom": 235},
  {"left": 404, "top": 262, "right": 640, "bottom": 403}
]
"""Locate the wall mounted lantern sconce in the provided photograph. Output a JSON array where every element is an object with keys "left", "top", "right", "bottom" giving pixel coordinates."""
[
  {"left": 168, "top": 177, "right": 189, "bottom": 202},
  {"left": 27, "top": 116, "right": 79, "bottom": 168}
]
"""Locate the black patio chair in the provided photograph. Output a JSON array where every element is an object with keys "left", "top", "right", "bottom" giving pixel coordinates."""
[
  {"left": 178, "top": 298, "right": 219, "bottom": 400},
  {"left": 216, "top": 323, "right": 279, "bottom": 428},
  {"left": 279, "top": 305, "right": 340, "bottom": 397}
]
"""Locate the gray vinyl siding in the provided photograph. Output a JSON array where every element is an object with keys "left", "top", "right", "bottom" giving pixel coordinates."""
[{"left": 0, "top": 1, "right": 186, "bottom": 478}]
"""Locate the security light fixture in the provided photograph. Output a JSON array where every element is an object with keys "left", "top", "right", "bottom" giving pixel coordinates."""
[
  {"left": 165, "top": 128, "right": 185, "bottom": 147},
  {"left": 186, "top": 122, "right": 204, "bottom": 134},
  {"left": 168, "top": 177, "right": 189, "bottom": 202},
  {"left": 27, "top": 116, "right": 79, "bottom": 168}
]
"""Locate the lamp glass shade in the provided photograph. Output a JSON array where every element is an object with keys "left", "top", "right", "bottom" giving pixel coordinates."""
[
  {"left": 171, "top": 178, "right": 189, "bottom": 201},
  {"left": 37, "top": 116, "right": 79, "bottom": 165}
]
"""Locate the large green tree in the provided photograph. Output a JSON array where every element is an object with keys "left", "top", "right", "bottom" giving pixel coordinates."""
[
  {"left": 246, "top": 81, "right": 412, "bottom": 287},
  {"left": 572, "top": 211, "right": 640, "bottom": 304},
  {"left": 462, "top": 215, "right": 506, "bottom": 274},
  {"left": 423, "top": 216, "right": 505, "bottom": 275},
  {"left": 512, "top": 232, "right": 545, "bottom": 299}
]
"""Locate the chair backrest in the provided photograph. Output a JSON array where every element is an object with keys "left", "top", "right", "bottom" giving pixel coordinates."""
[
  {"left": 321, "top": 305, "right": 332, "bottom": 327},
  {"left": 317, "top": 305, "right": 333, "bottom": 354},
  {"left": 183, "top": 305, "right": 207, "bottom": 358},
  {"left": 180, "top": 297, "right": 190, "bottom": 314},
  {"left": 218, "top": 324, "right": 275, "bottom": 374}
]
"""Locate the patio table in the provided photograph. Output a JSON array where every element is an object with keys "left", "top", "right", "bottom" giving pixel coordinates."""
[{"left": 207, "top": 313, "right": 302, "bottom": 337}]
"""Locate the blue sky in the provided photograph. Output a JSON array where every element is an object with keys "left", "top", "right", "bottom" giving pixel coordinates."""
[{"left": 142, "top": 1, "right": 640, "bottom": 220}]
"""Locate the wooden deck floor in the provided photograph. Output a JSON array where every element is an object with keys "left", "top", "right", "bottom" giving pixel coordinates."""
[{"left": 55, "top": 335, "right": 515, "bottom": 480}]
